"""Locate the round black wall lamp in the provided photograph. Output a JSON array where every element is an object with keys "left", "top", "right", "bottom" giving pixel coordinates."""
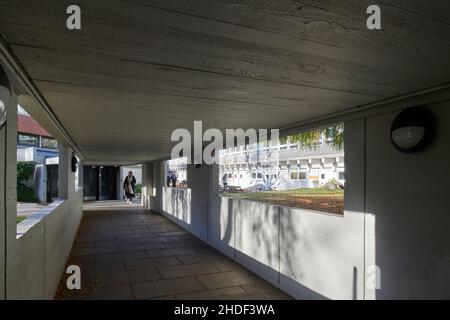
[
  {"left": 71, "top": 153, "right": 78, "bottom": 172},
  {"left": 390, "top": 106, "right": 435, "bottom": 153}
]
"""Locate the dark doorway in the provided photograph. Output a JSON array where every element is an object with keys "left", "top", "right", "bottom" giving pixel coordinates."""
[
  {"left": 46, "top": 164, "right": 58, "bottom": 203},
  {"left": 83, "top": 165, "right": 119, "bottom": 201},
  {"left": 99, "top": 166, "right": 119, "bottom": 200}
]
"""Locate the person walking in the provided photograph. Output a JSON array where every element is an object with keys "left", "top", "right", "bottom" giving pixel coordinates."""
[
  {"left": 221, "top": 174, "right": 228, "bottom": 189},
  {"left": 171, "top": 172, "right": 177, "bottom": 188},
  {"left": 123, "top": 171, "right": 136, "bottom": 204}
]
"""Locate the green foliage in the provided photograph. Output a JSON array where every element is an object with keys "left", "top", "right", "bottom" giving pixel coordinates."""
[
  {"left": 289, "top": 123, "right": 344, "bottom": 151},
  {"left": 17, "top": 161, "right": 34, "bottom": 182},
  {"left": 135, "top": 183, "right": 142, "bottom": 194},
  {"left": 17, "top": 162, "right": 37, "bottom": 203},
  {"left": 17, "top": 216, "right": 27, "bottom": 224}
]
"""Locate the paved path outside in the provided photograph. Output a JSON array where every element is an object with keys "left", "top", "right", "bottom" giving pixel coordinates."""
[
  {"left": 17, "top": 202, "right": 48, "bottom": 217},
  {"left": 56, "top": 202, "right": 292, "bottom": 300}
]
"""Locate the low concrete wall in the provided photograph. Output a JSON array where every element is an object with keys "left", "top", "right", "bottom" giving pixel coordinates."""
[
  {"left": 159, "top": 188, "right": 365, "bottom": 300},
  {"left": 161, "top": 187, "right": 191, "bottom": 231},
  {"left": 6, "top": 188, "right": 83, "bottom": 299}
]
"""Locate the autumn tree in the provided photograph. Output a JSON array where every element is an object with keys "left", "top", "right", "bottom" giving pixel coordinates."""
[{"left": 289, "top": 123, "right": 344, "bottom": 151}]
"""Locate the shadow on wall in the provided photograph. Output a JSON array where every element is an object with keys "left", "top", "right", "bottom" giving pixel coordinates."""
[
  {"left": 163, "top": 187, "right": 364, "bottom": 300},
  {"left": 215, "top": 197, "right": 364, "bottom": 300},
  {"left": 164, "top": 187, "right": 191, "bottom": 231}
]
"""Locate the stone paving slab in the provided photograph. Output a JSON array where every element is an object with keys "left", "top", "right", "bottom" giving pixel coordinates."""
[
  {"left": 96, "top": 251, "right": 148, "bottom": 263},
  {"left": 56, "top": 206, "right": 292, "bottom": 300},
  {"left": 99, "top": 268, "right": 161, "bottom": 287},
  {"left": 175, "top": 286, "right": 246, "bottom": 300},
  {"left": 133, "top": 277, "right": 205, "bottom": 299},
  {"left": 125, "top": 257, "right": 181, "bottom": 270},
  {"left": 158, "top": 263, "right": 220, "bottom": 279},
  {"left": 197, "top": 270, "right": 260, "bottom": 290},
  {"left": 91, "top": 285, "right": 134, "bottom": 300},
  {"left": 147, "top": 247, "right": 196, "bottom": 258}
]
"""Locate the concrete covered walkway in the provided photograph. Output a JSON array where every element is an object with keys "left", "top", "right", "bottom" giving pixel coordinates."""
[{"left": 56, "top": 201, "right": 291, "bottom": 300}]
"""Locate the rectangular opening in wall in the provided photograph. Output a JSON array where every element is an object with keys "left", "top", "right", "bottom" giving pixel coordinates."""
[
  {"left": 164, "top": 157, "right": 188, "bottom": 189},
  {"left": 219, "top": 123, "right": 345, "bottom": 215},
  {"left": 16, "top": 105, "right": 60, "bottom": 227}
]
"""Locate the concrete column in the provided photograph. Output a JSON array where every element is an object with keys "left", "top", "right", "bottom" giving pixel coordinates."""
[
  {"left": 150, "top": 160, "right": 164, "bottom": 212},
  {"left": 207, "top": 164, "right": 220, "bottom": 243},
  {"left": 4, "top": 91, "right": 17, "bottom": 272},
  {"left": 187, "top": 163, "right": 209, "bottom": 241},
  {"left": 0, "top": 66, "right": 14, "bottom": 300},
  {"left": 58, "top": 144, "right": 75, "bottom": 199},
  {"left": 35, "top": 164, "right": 47, "bottom": 204},
  {"left": 343, "top": 119, "right": 367, "bottom": 300},
  {"left": 77, "top": 161, "right": 83, "bottom": 189},
  {"left": 141, "top": 163, "right": 147, "bottom": 208},
  {"left": 141, "top": 162, "right": 154, "bottom": 209}
]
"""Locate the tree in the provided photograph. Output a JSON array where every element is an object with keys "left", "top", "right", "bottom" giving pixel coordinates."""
[
  {"left": 289, "top": 123, "right": 344, "bottom": 151},
  {"left": 261, "top": 167, "right": 280, "bottom": 190}
]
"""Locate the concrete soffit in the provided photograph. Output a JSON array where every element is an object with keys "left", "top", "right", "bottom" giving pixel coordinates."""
[
  {"left": 1, "top": 30, "right": 450, "bottom": 162},
  {"left": 0, "top": 35, "right": 85, "bottom": 160},
  {"left": 280, "top": 82, "right": 450, "bottom": 137}
]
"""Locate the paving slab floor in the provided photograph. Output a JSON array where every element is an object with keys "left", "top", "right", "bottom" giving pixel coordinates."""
[{"left": 56, "top": 201, "right": 292, "bottom": 300}]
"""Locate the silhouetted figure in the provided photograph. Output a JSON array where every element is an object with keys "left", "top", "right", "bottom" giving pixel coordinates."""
[
  {"left": 222, "top": 174, "right": 228, "bottom": 189},
  {"left": 123, "top": 171, "right": 136, "bottom": 204}
]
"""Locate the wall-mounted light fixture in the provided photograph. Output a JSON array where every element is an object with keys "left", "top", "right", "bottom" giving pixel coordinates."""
[{"left": 390, "top": 106, "right": 435, "bottom": 153}]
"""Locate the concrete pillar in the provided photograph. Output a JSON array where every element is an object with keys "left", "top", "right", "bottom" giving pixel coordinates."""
[
  {"left": 151, "top": 160, "right": 164, "bottom": 212},
  {"left": 0, "top": 68, "right": 17, "bottom": 299},
  {"left": 77, "top": 161, "right": 83, "bottom": 189},
  {"left": 141, "top": 163, "right": 147, "bottom": 208},
  {"left": 0, "top": 66, "right": 13, "bottom": 300},
  {"left": 141, "top": 162, "right": 154, "bottom": 209},
  {"left": 343, "top": 119, "right": 367, "bottom": 300},
  {"left": 207, "top": 164, "right": 220, "bottom": 243},
  {"left": 187, "top": 163, "right": 209, "bottom": 241},
  {"left": 58, "top": 144, "right": 75, "bottom": 200},
  {"left": 4, "top": 92, "right": 17, "bottom": 268},
  {"left": 35, "top": 164, "right": 47, "bottom": 204}
]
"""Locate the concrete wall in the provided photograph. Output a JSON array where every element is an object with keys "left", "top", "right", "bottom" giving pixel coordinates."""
[
  {"left": 161, "top": 187, "right": 191, "bottom": 231},
  {"left": 5, "top": 143, "right": 83, "bottom": 299},
  {"left": 365, "top": 103, "right": 450, "bottom": 299},
  {"left": 153, "top": 136, "right": 366, "bottom": 300},
  {"left": 8, "top": 189, "right": 83, "bottom": 299},
  {"left": 203, "top": 196, "right": 364, "bottom": 300},
  {"left": 0, "top": 97, "right": 84, "bottom": 300},
  {"left": 145, "top": 97, "right": 450, "bottom": 300}
]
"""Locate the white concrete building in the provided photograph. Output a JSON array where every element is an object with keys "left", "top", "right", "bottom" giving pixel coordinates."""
[{"left": 219, "top": 140, "right": 345, "bottom": 191}]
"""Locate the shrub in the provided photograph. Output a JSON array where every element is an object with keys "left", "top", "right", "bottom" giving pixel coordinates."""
[
  {"left": 17, "top": 162, "right": 38, "bottom": 203},
  {"left": 135, "top": 183, "right": 142, "bottom": 194},
  {"left": 321, "top": 178, "right": 344, "bottom": 191}
]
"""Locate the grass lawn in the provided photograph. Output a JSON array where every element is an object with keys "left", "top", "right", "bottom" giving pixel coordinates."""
[
  {"left": 16, "top": 216, "right": 28, "bottom": 224},
  {"left": 222, "top": 188, "right": 344, "bottom": 215}
]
